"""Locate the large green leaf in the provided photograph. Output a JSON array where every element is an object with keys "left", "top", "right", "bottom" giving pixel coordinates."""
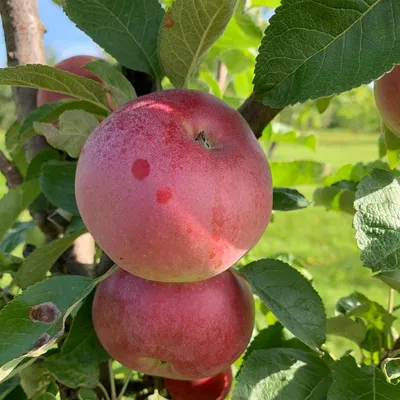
[
  {"left": 45, "top": 293, "right": 109, "bottom": 388},
  {"left": 63, "top": 0, "right": 164, "bottom": 79},
  {"left": 84, "top": 60, "right": 136, "bottom": 108},
  {"left": 270, "top": 161, "right": 326, "bottom": 186},
  {"left": 0, "top": 180, "right": 41, "bottom": 243},
  {"left": 254, "top": 0, "right": 400, "bottom": 107},
  {"left": 15, "top": 230, "right": 86, "bottom": 289},
  {"left": 0, "top": 65, "right": 108, "bottom": 110},
  {"left": 354, "top": 169, "right": 400, "bottom": 272},
  {"left": 233, "top": 348, "right": 331, "bottom": 400},
  {"left": 241, "top": 259, "right": 326, "bottom": 350},
  {"left": 328, "top": 356, "right": 400, "bottom": 399},
  {"left": 159, "top": 0, "right": 236, "bottom": 88},
  {"left": 40, "top": 161, "right": 78, "bottom": 215},
  {"left": 19, "top": 100, "right": 109, "bottom": 144},
  {"left": 34, "top": 111, "right": 98, "bottom": 158}
]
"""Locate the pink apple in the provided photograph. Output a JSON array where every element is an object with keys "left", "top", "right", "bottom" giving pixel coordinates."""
[
  {"left": 92, "top": 268, "right": 255, "bottom": 380},
  {"left": 374, "top": 65, "right": 400, "bottom": 136},
  {"left": 37, "top": 55, "right": 102, "bottom": 107},
  {"left": 164, "top": 368, "right": 232, "bottom": 400},
  {"left": 76, "top": 89, "right": 272, "bottom": 282}
]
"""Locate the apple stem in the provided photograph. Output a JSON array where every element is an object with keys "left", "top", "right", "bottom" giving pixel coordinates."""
[{"left": 195, "top": 131, "right": 212, "bottom": 150}]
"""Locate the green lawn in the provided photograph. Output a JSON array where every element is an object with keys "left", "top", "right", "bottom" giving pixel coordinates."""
[{"left": 249, "top": 129, "right": 399, "bottom": 355}]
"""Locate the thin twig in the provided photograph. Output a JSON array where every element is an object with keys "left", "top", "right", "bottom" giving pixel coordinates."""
[
  {"left": 97, "top": 382, "right": 111, "bottom": 400},
  {"left": 109, "top": 360, "right": 117, "bottom": 400},
  {"left": 117, "top": 371, "right": 133, "bottom": 400},
  {"left": 238, "top": 93, "right": 283, "bottom": 139},
  {"left": 388, "top": 288, "right": 395, "bottom": 313},
  {"left": 0, "top": 151, "right": 22, "bottom": 188}
]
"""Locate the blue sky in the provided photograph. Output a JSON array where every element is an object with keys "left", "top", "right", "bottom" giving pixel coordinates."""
[{"left": 0, "top": 0, "right": 101, "bottom": 67}]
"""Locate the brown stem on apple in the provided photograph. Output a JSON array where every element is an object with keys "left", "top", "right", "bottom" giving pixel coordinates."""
[
  {"left": 239, "top": 93, "right": 283, "bottom": 139},
  {"left": 0, "top": 150, "right": 23, "bottom": 188}
]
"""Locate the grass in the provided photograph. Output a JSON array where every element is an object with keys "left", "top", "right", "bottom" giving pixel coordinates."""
[{"left": 248, "top": 128, "right": 400, "bottom": 355}]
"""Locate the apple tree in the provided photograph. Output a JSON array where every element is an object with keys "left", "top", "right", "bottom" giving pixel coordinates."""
[{"left": 0, "top": 0, "right": 400, "bottom": 399}]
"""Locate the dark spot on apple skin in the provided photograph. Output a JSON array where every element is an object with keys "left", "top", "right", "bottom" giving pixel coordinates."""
[
  {"left": 156, "top": 187, "right": 173, "bottom": 204},
  {"left": 29, "top": 302, "right": 61, "bottom": 324},
  {"left": 132, "top": 159, "right": 150, "bottom": 180}
]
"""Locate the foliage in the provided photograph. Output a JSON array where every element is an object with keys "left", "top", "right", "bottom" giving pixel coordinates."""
[{"left": 0, "top": 0, "right": 399, "bottom": 399}]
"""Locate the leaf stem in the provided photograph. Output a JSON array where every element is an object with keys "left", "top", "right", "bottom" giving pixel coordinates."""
[
  {"left": 388, "top": 288, "right": 395, "bottom": 314},
  {"left": 117, "top": 370, "right": 133, "bottom": 400},
  {"left": 97, "top": 382, "right": 111, "bottom": 400},
  {"left": 109, "top": 359, "right": 117, "bottom": 400}
]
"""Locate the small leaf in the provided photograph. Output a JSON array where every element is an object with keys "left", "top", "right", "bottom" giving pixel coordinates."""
[
  {"left": 313, "top": 182, "right": 356, "bottom": 214},
  {"left": 63, "top": 0, "right": 164, "bottom": 79},
  {"left": 326, "top": 315, "right": 366, "bottom": 345},
  {"left": 15, "top": 230, "right": 86, "bottom": 289},
  {"left": 66, "top": 217, "right": 86, "bottom": 235},
  {"left": 78, "top": 388, "right": 97, "bottom": 400},
  {"left": 40, "top": 161, "right": 78, "bottom": 215},
  {"left": 84, "top": 60, "right": 136, "bottom": 108},
  {"left": 0, "top": 65, "right": 108, "bottom": 109},
  {"left": 45, "top": 293, "right": 109, "bottom": 388},
  {"left": 384, "top": 124, "right": 400, "bottom": 169},
  {"left": 25, "top": 149, "right": 62, "bottom": 182},
  {"left": 241, "top": 259, "right": 326, "bottom": 350},
  {"left": 354, "top": 169, "right": 400, "bottom": 273},
  {"left": 254, "top": 0, "right": 400, "bottom": 107},
  {"left": 34, "top": 111, "right": 98, "bottom": 158},
  {"left": 233, "top": 348, "right": 331, "bottom": 400},
  {"left": 270, "top": 161, "right": 326, "bottom": 186},
  {"left": 0, "top": 221, "right": 37, "bottom": 254},
  {"left": 0, "top": 253, "right": 23, "bottom": 274},
  {"left": 382, "top": 357, "right": 400, "bottom": 385},
  {"left": 0, "top": 180, "right": 41, "bottom": 243},
  {"left": 328, "top": 356, "right": 400, "bottom": 399},
  {"left": 316, "top": 96, "right": 333, "bottom": 114},
  {"left": 159, "top": 0, "right": 236, "bottom": 88},
  {"left": 0, "top": 275, "right": 97, "bottom": 382},
  {"left": 5, "top": 121, "right": 27, "bottom": 176},
  {"left": 235, "top": 0, "right": 262, "bottom": 40},
  {"left": 19, "top": 100, "right": 108, "bottom": 144},
  {"left": 272, "top": 187, "right": 310, "bottom": 211}
]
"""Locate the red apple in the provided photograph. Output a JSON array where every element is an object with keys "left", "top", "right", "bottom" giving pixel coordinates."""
[
  {"left": 76, "top": 89, "right": 272, "bottom": 283},
  {"left": 37, "top": 55, "right": 102, "bottom": 107},
  {"left": 374, "top": 65, "right": 400, "bottom": 136},
  {"left": 92, "top": 268, "right": 254, "bottom": 380},
  {"left": 165, "top": 368, "right": 232, "bottom": 400}
]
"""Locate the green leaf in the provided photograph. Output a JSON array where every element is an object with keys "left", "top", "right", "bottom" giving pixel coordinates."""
[
  {"left": 40, "top": 161, "right": 78, "bottom": 215},
  {"left": 197, "top": 70, "right": 221, "bottom": 98},
  {"left": 251, "top": 0, "right": 280, "bottom": 7},
  {"left": 19, "top": 100, "right": 109, "bottom": 144},
  {"left": 0, "top": 65, "right": 108, "bottom": 110},
  {"left": 84, "top": 60, "right": 136, "bottom": 108},
  {"left": 78, "top": 388, "right": 97, "bottom": 400},
  {"left": 34, "top": 111, "right": 98, "bottom": 158},
  {"left": 241, "top": 259, "right": 326, "bottom": 350},
  {"left": 233, "top": 69, "right": 253, "bottom": 99},
  {"left": 354, "top": 169, "right": 400, "bottom": 273},
  {"left": 63, "top": 0, "right": 164, "bottom": 79},
  {"left": 0, "top": 180, "right": 41, "bottom": 242},
  {"left": 326, "top": 315, "right": 366, "bottom": 345},
  {"left": 0, "top": 376, "right": 19, "bottom": 400},
  {"left": 19, "top": 363, "right": 49, "bottom": 398},
  {"left": 0, "top": 253, "right": 23, "bottom": 274},
  {"left": 45, "top": 293, "right": 109, "bottom": 388},
  {"left": 15, "top": 230, "right": 86, "bottom": 289},
  {"left": 272, "top": 187, "right": 310, "bottom": 211},
  {"left": 0, "top": 221, "right": 37, "bottom": 253},
  {"left": 233, "top": 348, "right": 331, "bottom": 400},
  {"left": 26, "top": 149, "right": 61, "bottom": 182},
  {"left": 66, "top": 217, "right": 86, "bottom": 235},
  {"left": 235, "top": 0, "right": 262, "bottom": 40},
  {"left": 0, "top": 275, "right": 98, "bottom": 382},
  {"left": 5, "top": 121, "right": 27, "bottom": 176},
  {"left": 384, "top": 124, "right": 400, "bottom": 169},
  {"left": 328, "top": 356, "right": 400, "bottom": 399},
  {"left": 255, "top": 0, "right": 400, "bottom": 108},
  {"left": 316, "top": 96, "right": 333, "bottom": 114},
  {"left": 270, "top": 161, "right": 325, "bottom": 186},
  {"left": 375, "top": 271, "right": 400, "bottom": 293},
  {"left": 159, "top": 0, "right": 236, "bottom": 88},
  {"left": 313, "top": 182, "right": 356, "bottom": 214},
  {"left": 382, "top": 356, "right": 400, "bottom": 385},
  {"left": 219, "top": 49, "right": 255, "bottom": 74},
  {"left": 35, "top": 394, "right": 57, "bottom": 400}
]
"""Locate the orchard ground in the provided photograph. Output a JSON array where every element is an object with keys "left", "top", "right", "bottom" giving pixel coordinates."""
[{"left": 1, "top": 128, "right": 397, "bottom": 359}]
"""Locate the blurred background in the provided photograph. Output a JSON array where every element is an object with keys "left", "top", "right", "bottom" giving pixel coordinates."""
[{"left": 0, "top": 0, "right": 392, "bottom": 360}]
